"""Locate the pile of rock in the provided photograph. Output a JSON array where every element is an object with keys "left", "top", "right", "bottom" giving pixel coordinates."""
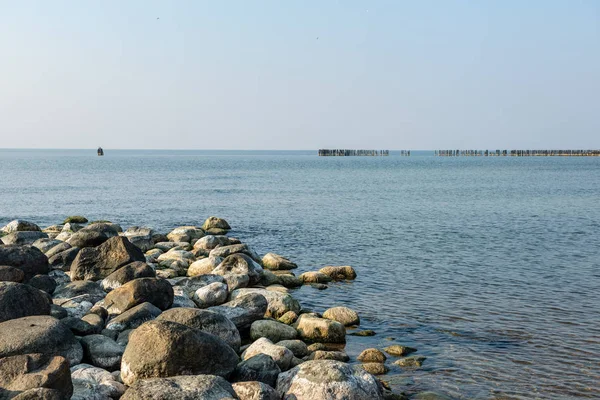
[{"left": 0, "top": 216, "right": 440, "bottom": 400}]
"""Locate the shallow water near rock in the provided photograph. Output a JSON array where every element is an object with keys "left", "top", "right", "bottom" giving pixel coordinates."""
[{"left": 1, "top": 149, "right": 599, "bottom": 399}]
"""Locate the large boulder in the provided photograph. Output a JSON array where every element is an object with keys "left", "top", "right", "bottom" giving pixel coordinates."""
[
  {"left": 276, "top": 340, "right": 308, "bottom": 358},
  {"left": 233, "top": 381, "right": 279, "bottom": 400},
  {"left": 230, "top": 288, "right": 300, "bottom": 319},
  {"left": 1, "top": 220, "right": 41, "bottom": 234},
  {"left": 45, "top": 242, "right": 72, "bottom": 259},
  {"left": 120, "top": 320, "right": 239, "bottom": 385},
  {"left": 0, "top": 282, "right": 51, "bottom": 322},
  {"left": 0, "top": 245, "right": 49, "bottom": 281},
  {"left": 0, "top": 354, "right": 73, "bottom": 399},
  {"left": 105, "top": 302, "right": 162, "bottom": 332},
  {"left": 80, "top": 334, "right": 124, "bottom": 371},
  {"left": 209, "top": 293, "right": 268, "bottom": 330},
  {"left": 70, "top": 236, "right": 146, "bottom": 281},
  {"left": 0, "top": 265, "right": 25, "bottom": 283},
  {"left": 322, "top": 306, "right": 360, "bottom": 326},
  {"left": 28, "top": 275, "right": 57, "bottom": 295},
  {"left": 156, "top": 307, "right": 241, "bottom": 352},
  {"left": 201, "top": 217, "right": 231, "bottom": 231},
  {"left": 121, "top": 375, "right": 237, "bottom": 400},
  {"left": 0, "top": 316, "right": 83, "bottom": 366},
  {"left": 241, "top": 338, "right": 294, "bottom": 371},
  {"left": 250, "top": 320, "right": 298, "bottom": 343},
  {"left": 100, "top": 261, "right": 155, "bottom": 292},
  {"left": 231, "top": 354, "right": 281, "bottom": 387},
  {"left": 294, "top": 314, "right": 346, "bottom": 344},
  {"left": 276, "top": 360, "right": 384, "bottom": 400},
  {"left": 122, "top": 227, "right": 155, "bottom": 252},
  {"left": 70, "top": 364, "right": 126, "bottom": 400},
  {"left": 66, "top": 230, "right": 109, "bottom": 248},
  {"left": 1, "top": 231, "right": 48, "bottom": 246},
  {"left": 32, "top": 239, "right": 63, "bottom": 254},
  {"left": 262, "top": 253, "right": 297, "bottom": 271},
  {"left": 104, "top": 278, "right": 173, "bottom": 315}
]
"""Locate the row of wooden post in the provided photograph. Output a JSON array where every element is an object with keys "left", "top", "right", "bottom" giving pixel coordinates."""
[
  {"left": 318, "top": 149, "right": 389, "bottom": 156},
  {"left": 435, "top": 150, "right": 600, "bottom": 157}
]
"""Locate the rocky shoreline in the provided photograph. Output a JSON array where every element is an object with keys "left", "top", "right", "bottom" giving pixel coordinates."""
[{"left": 0, "top": 217, "right": 449, "bottom": 400}]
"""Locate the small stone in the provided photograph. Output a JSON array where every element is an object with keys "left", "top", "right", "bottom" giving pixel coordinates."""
[
  {"left": 299, "top": 271, "right": 331, "bottom": 284},
  {"left": 276, "top": 340, "right": 309, "bottom": 358},
  {"left": 318, "top": 265, "right": 357, "bottom": 280},
  {"left": 232, "top": 381, "right": 279, "bottom": 400},
  {"left": 357, "top": 348, "right": 387, "bottom": 363},
  {"left": 361, "top": 362, "right": 389, "bottom": 375},
  {"left": 306, "top": 350, "right": 349, "bottom": 362},
  {"left": 278, "top": 311, "right": 298, "bottom": 325},
  {"left": 394, "top": 355, "right": 426, "bottom": 368},
  {"left": 231, "top": 353, "right": 281, "bottom": 388},
  {"left": 322, "top": 306, "right": 360, "bottom": 326},
  {"left": 350, "top": 330, "right": 376, "bottom": 336}
]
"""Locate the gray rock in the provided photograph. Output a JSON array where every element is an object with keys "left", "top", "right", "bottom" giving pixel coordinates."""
[
  {"left": 171, "top": 295, "right": 197, "bottom": 308},
  {"left": 121, "top": 375, "right": 237, "bottom": 400},
  {"left": 223, "top": 273, "right": 250, "bottom": 292},
  {"left": 193, "top": 235, "right": 236, "bottom": 250},
  {"left": 299, "top": 271, "right": 332, "bottom": 284},
  {"left": 61, "top": 316, "right": 102, "bottom": 336},
  {"left": 67, "top": 230, "right": 109, "bottom": 248},
  {"left": 0, "top": 354, "right": 73, "bottom": 399},
  {"left": 187, "top": 256, "right": 223, "bottom": 276},
  {"left": 210, "top": 244, "right": 262, "bottom": 265},
  {"left": 0, "top": 265, "right": 25, "bottom": 282},
  {"left": 100, "top": 261, "right": 155, "bottom": 292},
  {"left": 233, "top": 381, "right": 279, "bottom": 400},
  {"left": 0, "top": 316, "right": 83, "bottom": 366},
  {"left": 123, "top": 227, "right": 155, "bottom": 252},
  {"left": 105, "top": 302, "right": 162, "bottom": 332},
  {"left": 251, "top": 320, "right": 298, "bottom": 343},
  {"left": 231, "top": 354, "right": 281, "bottom": 387},
  {"left": 48, "top": 247, "right": 80, "bottom": 271},
  {"left": 32, "top": 238, "right": 63, "bottom": 254},
  {"left": 0, "top": 282, "right": 51, "bottom": 322},
  {"left": 156, "top": 307, "right": 241, "bottom": 352},
  {"left": 116, "top": 329, "right": 133, "bottom": 347},
  {"left": 192, "top": 281, "right": 228, "bottom": 308},
  {"left": 276, "top": 360, "right": 384, "bottom": 400},
  {"left": 50, "top": 304, "right": 68, "bottom": 319},
  {"left": 104, "top": 278, "right": 173, "bottom": 315},
  {"left": 80, "top": 334, "right": 124, "bottom": 371},
  {"left": 209, "top": 292, "right": 268, "bottom": 330},
  {"left": 1, "top": 220, "right": 41, "bottom": 234},
  {"left": 28, "top": 274, "right": 57, "bottom": 295},
  {"left": 242, "top": 337, "right": 294, "bottom": 371},
  {"left": 230, "top": 288, "right": 300, "bottom": 319},
  {"left": 45, "top": 242, "right": 73, "bottom": 259},
  {"left": 307, "top": 350, "right": 350, "bottom": 362},
  {"left": 166, "top": 226, "right": 205, "bottom": 243},
  {"left": 120, "top": 320, "right": 239, "bottom": 385},
  {"left": 0, "top": 245, "right": 49, "bottom": 281},
  {"left": 53, "top": 281, "right": 106, "bottom": 305},
  {"left": 276, "top": 340, "right": 309, "bottom": 358},
  {"left": 70, "top": 236, "right": 146, "bottom": 281},
  {"left": 70, "top": 364, "right": 126, "bottom": 400},
  {"left": 175, "top": 274, "right": 225, "bottom": 298}
]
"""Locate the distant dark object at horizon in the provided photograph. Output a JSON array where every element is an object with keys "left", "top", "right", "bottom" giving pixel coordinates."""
[{"left": 97, "top": 147, "right": 104, "bottom": 156}]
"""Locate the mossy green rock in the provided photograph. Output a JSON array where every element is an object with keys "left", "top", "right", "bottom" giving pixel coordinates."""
[{"left": 63, "top": 216, "right": 88, "bottom": 224}]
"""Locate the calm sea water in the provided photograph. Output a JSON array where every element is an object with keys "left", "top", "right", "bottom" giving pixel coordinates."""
[{"left": 1, "top": 149, "right": 599, "bottom": 399}]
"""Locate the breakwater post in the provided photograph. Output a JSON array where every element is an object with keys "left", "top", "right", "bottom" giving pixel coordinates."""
[
  {"left": 434, "top": 150, "right": 600, "bottom": 156},
  {"left": 318, "top": 149, "right": 390, "bottom": 156}
]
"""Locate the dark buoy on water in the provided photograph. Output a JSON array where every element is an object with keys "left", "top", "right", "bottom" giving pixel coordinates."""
[{"left": 97, "top": 147, "right": 104, "bottom": 156}]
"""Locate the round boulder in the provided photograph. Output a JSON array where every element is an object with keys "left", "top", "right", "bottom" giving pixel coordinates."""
[
  {"left": 0, "top": 282, "right": 51, "bottom": 322},
  {"left": 104, "top": 278, "right": 173, "bottom": 315},
  {"left": 322, "top": 306, "right": 360, "bottom": 326}
]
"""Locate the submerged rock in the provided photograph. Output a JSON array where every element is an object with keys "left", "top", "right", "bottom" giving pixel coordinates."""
[
  {"left": 394, "top": 355, "right": 426, "bottom": 368},
  {"left": 299, "top": 271, "right": 332, "bottom": 284},
  {"left": 318, "top": 266, "right": 357, "bottom": 280},
  {"left": 276, "top": 360, "right": 383, "bottom": 400},
  {"left": 357, "top": 348, "right": 386, "bottom": 363},
  {"left": 384, "top": 345, "right": 417, "bottom": 357},
  {"left": 361, "top": 362, "right": 389, "bottom": 375}
]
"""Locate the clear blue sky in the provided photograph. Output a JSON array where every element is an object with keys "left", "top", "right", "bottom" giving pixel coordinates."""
[{"left": 1, "top": 0, "right": 598, "bottom": 149}]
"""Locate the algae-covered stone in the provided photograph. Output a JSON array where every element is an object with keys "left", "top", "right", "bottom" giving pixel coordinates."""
[
  {"left": 394, "top": 355, "right": 426, "bottom": 368},
  {"left": 63, "top": 216, "right": 88, "bottom": 224},
  {"left": 361, "top": 362, "right": 389, "bottom": 375},
  {"left": 384, "top": 345, "right": 417, "bottom": 357}
]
